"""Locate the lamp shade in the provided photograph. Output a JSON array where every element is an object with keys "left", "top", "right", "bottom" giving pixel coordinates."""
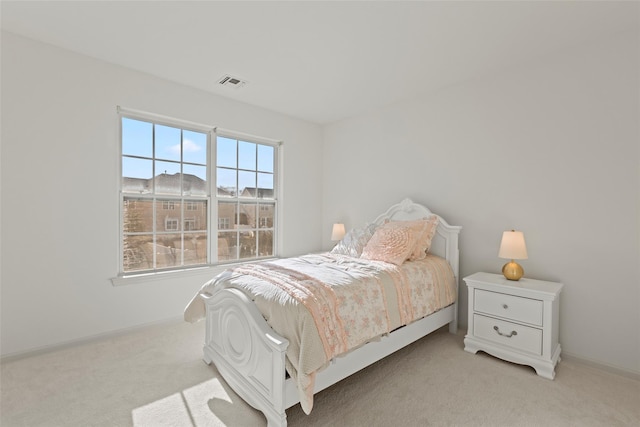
[
  {"left": 331, "top": 223, "right": 346, "bottom": 241},
  {"left": 498, "top": 230, "right": 528, "bottom": 260}
]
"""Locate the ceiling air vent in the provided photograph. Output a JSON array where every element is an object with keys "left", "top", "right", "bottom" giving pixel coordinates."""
[{"left": 217, "top": 74, "right": 247, "bottom": 89}]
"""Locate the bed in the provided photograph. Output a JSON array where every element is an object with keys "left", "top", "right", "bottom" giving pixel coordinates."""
[{"left": 185, "top": 198, "right": 461, "bottom": 427}]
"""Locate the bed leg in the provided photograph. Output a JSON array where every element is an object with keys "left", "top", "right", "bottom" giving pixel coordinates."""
[
  {"left": 448, "top": 301, "right": 459, "bottom": 334},
  {"left": 448, "top": 318, "right": 458, "bottom": 334},
  {"left": 203, "top": 344, "right": 213, "bottom": 365},
  {"left": 265, "top": 410, "right": 287, "bottom": 427}
]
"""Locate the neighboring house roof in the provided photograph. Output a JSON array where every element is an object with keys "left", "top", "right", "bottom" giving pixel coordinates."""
[
  {"left": 241, "top": 187, "right": 274, "bottom": 198},
  {"left": 122, "top": 176, "right": 149, "bottom": 194},
  {"left": 122, "top": 175, "right": 273, "bottom": 199},
  {"left": 122, "top": 173, "right": 206, "bottom": 195},
  {"left": 216, "top": 187, "right": 235, "bottom": 197}
]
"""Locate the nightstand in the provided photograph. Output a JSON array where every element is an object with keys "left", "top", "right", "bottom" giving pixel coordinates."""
[{"left": 463, "top": 272, "right": 563, "bottom": 379}]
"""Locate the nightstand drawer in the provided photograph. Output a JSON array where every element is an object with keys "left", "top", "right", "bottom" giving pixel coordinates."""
[
  {"left": 475, "top": 289, "right": 543, "bottom": 326},
  {"left": 473, "top": 314, "right": 542, "bottom": 356}
]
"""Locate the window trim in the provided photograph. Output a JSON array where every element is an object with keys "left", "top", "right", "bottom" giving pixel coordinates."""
[
  {"left": 114, "top": 107, "right": 282, "bottom": 283},
  {"left": 164, "top": 217, "right": 179, "bottom": 231},
  {"left": 118, "top": 106, "right": 213, "bottom": 276},
  {"left": 213, "top": 128, "right": 281, "bottom": 264}
]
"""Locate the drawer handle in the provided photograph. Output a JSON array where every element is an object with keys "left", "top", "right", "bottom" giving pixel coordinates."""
[
  {"left": 493, "top": 326, "right": 517, "bottom": 338},
  {"left": 502, "top": 304, "right": 509, "bottom": 309}
]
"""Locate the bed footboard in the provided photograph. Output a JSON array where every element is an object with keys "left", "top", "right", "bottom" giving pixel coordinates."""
[{"left": 202, "top": 288, "right": 289, "bottom": 427}]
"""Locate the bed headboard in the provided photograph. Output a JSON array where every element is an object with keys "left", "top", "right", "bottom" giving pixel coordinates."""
[{"left": 372, "top": 198, "right": 462, "bottom": 280}]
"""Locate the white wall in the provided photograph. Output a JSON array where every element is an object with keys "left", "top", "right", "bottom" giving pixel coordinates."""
[
  {"left": 0, "top": 32, "right": 324, "bottom": 357},
  {"left": 2, "top": 29, "right": 638, "bottom": 376},
  {"left": 323, "top": 32, "right": 639, "bottom": 374}
]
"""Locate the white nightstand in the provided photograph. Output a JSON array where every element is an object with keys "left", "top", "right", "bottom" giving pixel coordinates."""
[{"left": 463, "top": 272, "right": 563, "bottom": 379}]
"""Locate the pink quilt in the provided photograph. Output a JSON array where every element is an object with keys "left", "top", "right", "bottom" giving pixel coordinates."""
[{"left": 185, "top": 253, "right": 456, "bottom": 414}]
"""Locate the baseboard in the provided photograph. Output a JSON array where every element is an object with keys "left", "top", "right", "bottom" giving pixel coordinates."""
[
  {"left": 1, "top": 315, "right": 185, "bottom": 362},
  {"left": 561, "top": 351, "right": 640, "bottom": 381}
]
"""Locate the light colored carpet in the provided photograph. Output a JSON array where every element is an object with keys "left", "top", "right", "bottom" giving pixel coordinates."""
[{"left": 1, "top": 320, "right": 638, "bottom": 426}]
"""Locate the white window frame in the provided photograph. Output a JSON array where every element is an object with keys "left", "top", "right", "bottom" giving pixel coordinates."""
[
  {"left": 213, "top": 128, "right": 280, "bottom": 263},
  {"left": 184, "top": 218, "right": 197, "bottom": 231},
  {"left": 165, "top": 218, "right": 179, "bottom": 231},
  {"left": 117, "top": 107, "right": 212, "bottom": 276},
  {"left": 115, "top": 107, "right": 282, "bottom": 282},
  {"left": 218, "top": 217, "right": 231, "bottom": 230}
]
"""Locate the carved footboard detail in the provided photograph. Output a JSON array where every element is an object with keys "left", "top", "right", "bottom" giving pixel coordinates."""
[{"left": 202, "top": 288, "right": 290, "bottom": 427}]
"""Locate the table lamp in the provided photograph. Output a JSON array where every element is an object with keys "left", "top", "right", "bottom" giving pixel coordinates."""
[
  {"left": 498, "top": 230, "right": 528, "bottom": 281},
  {"left": 331, "top": 223, "right": 346, "bottom": 241}
]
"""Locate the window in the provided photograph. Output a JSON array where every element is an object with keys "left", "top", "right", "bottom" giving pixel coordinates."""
[
  {"left": 215, "top": 134, "right": 277, "bottom": 262},
  {"left": 184, "top": 218, "right": 196, "bottom": 231},
  {"left": 121, "top": 113, "right": 209, "bottom": 273},
  {"left": 119, "top": 109, "right": 278, "bottom": 275},
  {"left": 218, "top": 217, "right": 231, "bottom": 230},
  {"left": 165, "top": 218, "right": 179, "bottom": 231}
]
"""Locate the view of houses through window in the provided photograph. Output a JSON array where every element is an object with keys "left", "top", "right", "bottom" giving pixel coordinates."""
[{"left": 120, "top": 113, "right": 277, "bottom": 274}]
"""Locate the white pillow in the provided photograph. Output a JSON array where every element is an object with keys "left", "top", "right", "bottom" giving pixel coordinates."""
[{"left": 331, "top": 223, "right": 377, "bottom": 258}]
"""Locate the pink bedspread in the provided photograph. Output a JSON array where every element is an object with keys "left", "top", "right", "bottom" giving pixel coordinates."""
[{"left": 185, "top": 253, "right": 456, "bottom": 414}]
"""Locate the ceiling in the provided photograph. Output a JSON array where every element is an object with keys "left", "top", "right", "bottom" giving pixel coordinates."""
[{"left": 1, "top": 1, "right": 637, "bottom": 124}]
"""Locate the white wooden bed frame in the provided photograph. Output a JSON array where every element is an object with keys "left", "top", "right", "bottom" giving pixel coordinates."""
[{"left": 201, "top": 198, "right": 461, "bottom": 426}]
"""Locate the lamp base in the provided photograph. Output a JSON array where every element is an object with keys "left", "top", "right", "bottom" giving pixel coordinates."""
[{"left": 502, "top": 260, "right": 524, "bottom": 281}]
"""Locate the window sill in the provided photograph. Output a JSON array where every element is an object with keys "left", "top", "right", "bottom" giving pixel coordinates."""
[{"left": 111, "top": 258, "right": 278, "bottom": 287}]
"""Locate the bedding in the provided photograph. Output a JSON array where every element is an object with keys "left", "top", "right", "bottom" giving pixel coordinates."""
[
  {"left": 358, "top": 215, "right": 440, "bottom": 265},
  {"left": 360, "top": 221, "right": 421, "bottom": 265},
  {"left": 330, "top": 222, "right": 377, "bottom": 257},
  {"left": 184, "top": 251, "right": 456, "bottom": 414},
  {"left": 406, "top": 215, "right": 439, "bottom": 260}
]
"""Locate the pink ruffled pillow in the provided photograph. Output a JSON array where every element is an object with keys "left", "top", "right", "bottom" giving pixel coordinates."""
[
  {"left": 361, "top": 222, "right": 418, "bottom": 265},
  {"left": 406, "top": 216, "right": 439, "bottom": 261}
]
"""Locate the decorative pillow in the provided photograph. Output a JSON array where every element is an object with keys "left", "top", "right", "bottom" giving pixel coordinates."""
[
  {"left": 331, "top": 223, "right": 377, "bottom": 258},
  {"left": 360, "top": 222, "right": 418, "bottom": 265},
  {"left": 385, "top": 219, "right": 428, "bottom": 261},
  {"left": 407, "top": 215, "right": 439, "bottom": 261}
]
